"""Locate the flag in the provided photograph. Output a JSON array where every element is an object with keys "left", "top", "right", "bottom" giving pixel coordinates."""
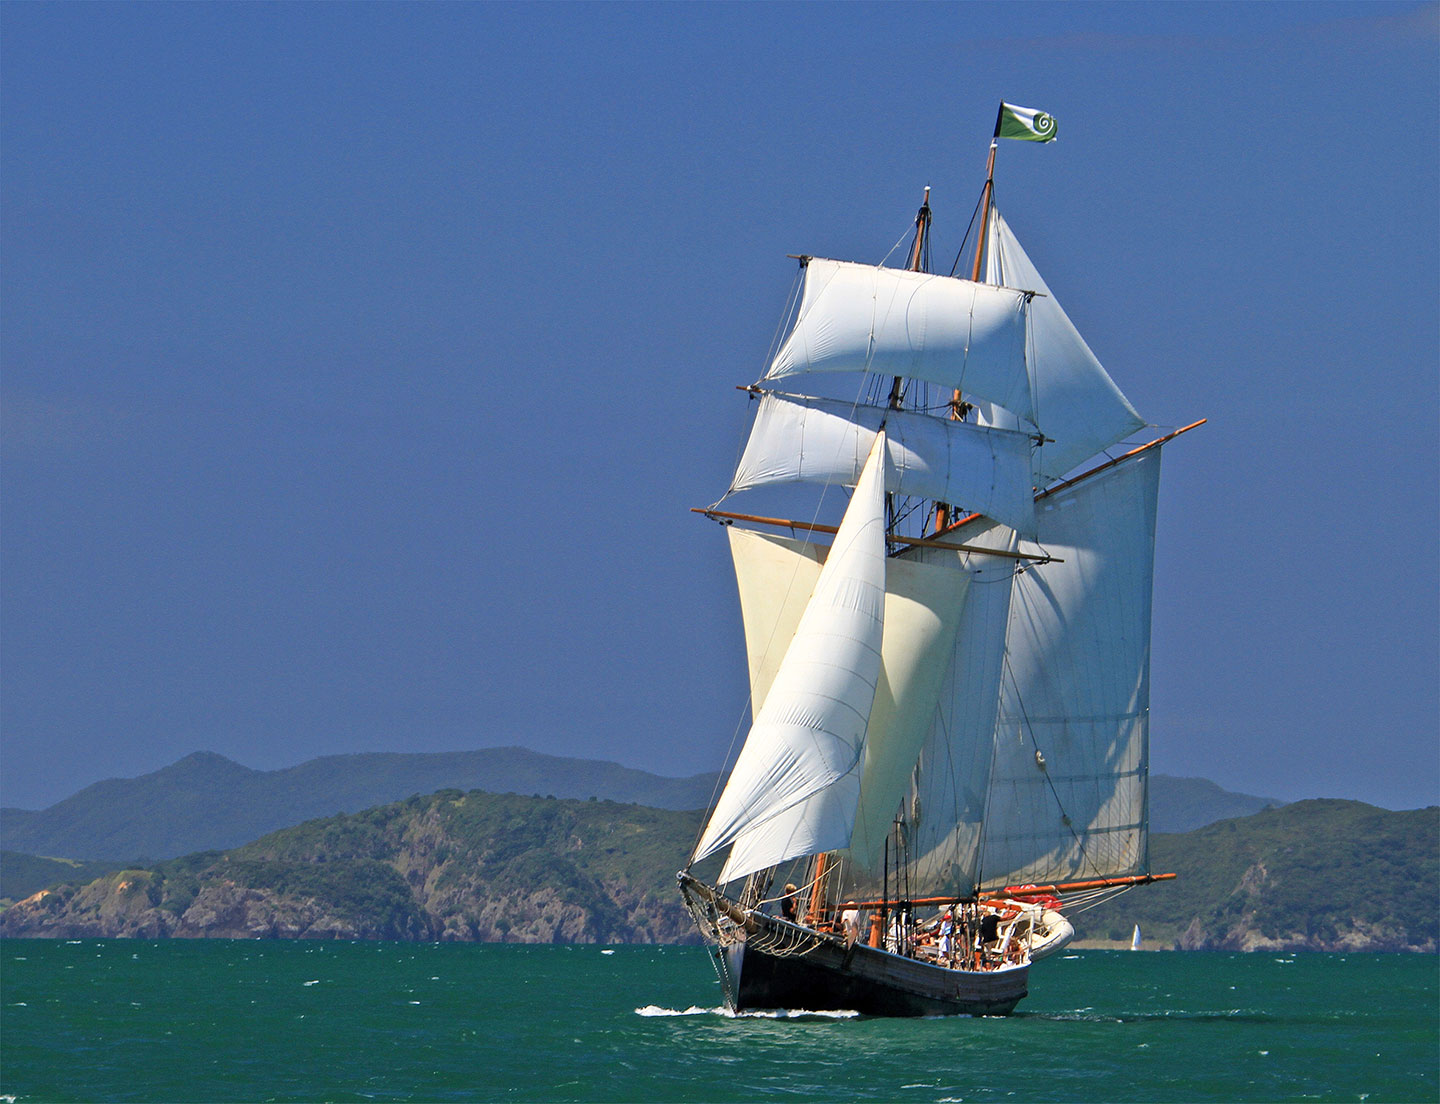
[{"left": 995, "top": 103, "right": 1057, "bottom": 142}]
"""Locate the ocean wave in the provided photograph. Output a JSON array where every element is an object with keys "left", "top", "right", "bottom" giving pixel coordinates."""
[{"left": 633, "top": 1004, "right": 860, "bottom": 1020}]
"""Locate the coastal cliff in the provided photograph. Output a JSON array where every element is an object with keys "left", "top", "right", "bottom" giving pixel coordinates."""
[
  {"left": 3, "top": 793, "right": 1434, "bottom": 952},
  {"left": 2, "top": 791, "right": 706, "bottom": 944}
]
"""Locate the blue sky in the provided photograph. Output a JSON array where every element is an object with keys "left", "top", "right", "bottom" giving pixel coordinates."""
[{"left": 3, "top": 1, "right": 1436, "bottom": 812}]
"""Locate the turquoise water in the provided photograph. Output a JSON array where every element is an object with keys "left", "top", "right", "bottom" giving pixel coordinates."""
[{"left": 2, "top": 941, "right": 1434, "bottom": 1102}]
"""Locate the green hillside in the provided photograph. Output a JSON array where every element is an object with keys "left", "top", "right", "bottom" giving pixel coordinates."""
[
  {"left": 0, "top": 852, "right": 124, "bottom": 906},
  {"left": 1, "top": 790, "right": 715, "bottom": 943},
  {"left": 2, "top": 792, "right": 1433, "bottom": 952},
  {"left": 1073, "top": 800, "right": 1438, "bottom": 951}
]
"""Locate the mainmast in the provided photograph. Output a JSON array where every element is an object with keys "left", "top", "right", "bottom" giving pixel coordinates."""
[
  {"left": 934, "top": 136, "right": 1000, "bottom": 533},
  {"left": 970, "top": 134, "right": 999, "bottom": 283}
]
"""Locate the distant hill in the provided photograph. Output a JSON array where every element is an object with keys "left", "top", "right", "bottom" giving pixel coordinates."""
[
  {"left": 1, "top": 790, "right": 713, "bottom": 943},
  {"left": 0, "top": 852, "right": 121, "bottom": 906},
  {"left": 0, "top": 748, "right": 721, "bottom": 861},
  {"left": 1, "top": 750, "right": 1280, "bottom": 863},
  {"left": 2, "top": 793, "right": 1432, "bottom": 952},
  {"left": 1148, "top": 774, "right": 1283, "bottom": 833},
  {"left": 1073, "top": 800, "right": 1439, "bottom": 952}
]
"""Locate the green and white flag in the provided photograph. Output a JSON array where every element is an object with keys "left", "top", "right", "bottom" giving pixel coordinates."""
[{"left": 996, "top": 102, "right": 1057, "bottom": 142}]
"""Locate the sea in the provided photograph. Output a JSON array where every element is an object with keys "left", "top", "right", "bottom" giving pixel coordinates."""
[{"left": 1, "top": 941, "right": 1434, "bottom": 1103}]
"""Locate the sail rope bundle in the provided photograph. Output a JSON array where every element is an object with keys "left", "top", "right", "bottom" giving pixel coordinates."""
[{"left": 678, "top": 877, "right": 829, "bottom": 963}]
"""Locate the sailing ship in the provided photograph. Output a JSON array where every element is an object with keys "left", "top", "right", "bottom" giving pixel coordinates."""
[{"left": 677, "top": 104, "right": 1201, "bottom": 1017}]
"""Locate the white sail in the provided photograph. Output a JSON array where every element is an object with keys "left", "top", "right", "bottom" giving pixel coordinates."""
[
  {"left": 984, "top": 207, "right": 1145, "bottom": 481},
  {"left": 975, "top": 450, "right": 1160, "bottom": 889},
  {"left": 693, "top": 433, "right": 889, "bottom": 882},
  {"left": 727, "top": 528, "right": 825, "bottom": 716},
  {"left": 765, "top": 258, "right": 1035, "bottom": 424},
  {"left": 725, "top": 527, "right": 972, "bottom": 875},
  {"left": 897, "top": 521, "right": 1021, "bottom": 895},
  {"left": 847, "top": 554, "right": 970, "bottom": 871},
  {"left": 730, "top": 392, "right": 1038, "bottom": 538}
]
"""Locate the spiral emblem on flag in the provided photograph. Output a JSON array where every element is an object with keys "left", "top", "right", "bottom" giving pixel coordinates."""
[{"left": 1031, "top": 112, "right": 1055, "bottom": 138}]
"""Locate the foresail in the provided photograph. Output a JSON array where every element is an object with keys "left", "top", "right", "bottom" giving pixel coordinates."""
[
  {"left": 764, "top": 259, "right": 1035, "bottom": 424},
  {"left": 692, "top": 433, "right": 889, "bottom": 883},
  {"left": 975, "top": 450, "right": 1161, "bottom": 889},
  {"left": 725, "top": 526, "right": 973, "bottom": 875},
  {"left": 847, "top": 555, "right": 971, "bottom": 871},
  {"left": 730, "top": 392, "right": 1038, "bottom": 538},
  {"left": 984, "top": 207, "right": 1145, "bottom": 482},
  {"left": 727, "top": 528, "right": 824, "bottom": 716}
]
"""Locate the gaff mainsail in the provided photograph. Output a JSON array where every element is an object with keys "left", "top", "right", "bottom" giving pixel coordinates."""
[{"left": 903, "top": 447, "right": 1162, "bottom": 897}]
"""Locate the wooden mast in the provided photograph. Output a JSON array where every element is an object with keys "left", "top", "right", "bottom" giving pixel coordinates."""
[
  {"left": 886, "top": 188, "right": 932, "bottom": 410},
  {"left": 934, "top": 137, "right": 1001, "bottom": 534}
]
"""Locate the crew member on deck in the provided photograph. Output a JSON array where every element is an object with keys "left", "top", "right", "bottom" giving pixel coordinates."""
[
  {"left": 980, "top": 911, "right": 1000, "bottom": 946},
  {"left": 939, "top": 910, "right": 955, "bottom": 962},
  {"left": 780, "top": 884, "right": 799, "bottom": 922}
]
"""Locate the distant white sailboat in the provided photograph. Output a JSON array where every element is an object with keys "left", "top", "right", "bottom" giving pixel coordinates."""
[{"left": 1131, "top": 924, "right": 1143, "bottom": 951}]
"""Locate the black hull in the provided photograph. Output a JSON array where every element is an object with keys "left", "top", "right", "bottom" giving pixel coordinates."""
[{"left": 719, "top": 926, "right": 1028, "bottom": 1017}]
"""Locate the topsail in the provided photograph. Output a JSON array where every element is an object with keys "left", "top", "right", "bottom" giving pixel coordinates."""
[
  {"left": 730, "top": 391, "right": 1039, "bottom": 538},
  {"left": 765, "top": 259, "right": 1035, "bottom": 422}
]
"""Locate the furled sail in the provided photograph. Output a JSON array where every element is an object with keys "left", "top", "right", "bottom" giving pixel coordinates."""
[
  {"left": 730, "top": 391, "right": 1038, "bottom": 538},
  {"left": 692, "top": 432, "right": 889, "bottom": 883},
  {"left": 725, "top": 527, "right": 972, "bottom": 875},
  {"left": 974, "top": 449, "right": 1160, "bottom": 889},
  {"left": 764, "top": 258, "right": 1035, "bottom": 424},
  {"left": 984, "top": 207, "right": 1145, "bottom": 482}
]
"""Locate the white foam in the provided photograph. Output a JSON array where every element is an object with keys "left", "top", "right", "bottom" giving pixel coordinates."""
[
  {"left": 600, "top": 949, "right": 616, "bottom": 955},
  {"left": 635, "top": 1003, "right": 860, "bottom": 1020},
  {"left": 634, "top": 1005, "right": 720, "bottom": 1017}
]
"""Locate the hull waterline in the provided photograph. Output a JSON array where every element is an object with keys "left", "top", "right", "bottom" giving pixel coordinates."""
[
  {"left": 682, "top": 876, "right": 1029, "bottom": 1017},
  {"left": 720, "top": 933, "right": 1028, "bottom": 1017}
]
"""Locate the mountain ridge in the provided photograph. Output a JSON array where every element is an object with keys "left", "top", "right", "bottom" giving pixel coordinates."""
[
  {"left": 0, "top": 748, "right": 722, "bottom": 861},
  {"left": 2, "top": 793, "right": 1432, "bottom": 953},
  {"left": 0, "top": 748, "right": 1294, "bottom": 864}
]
